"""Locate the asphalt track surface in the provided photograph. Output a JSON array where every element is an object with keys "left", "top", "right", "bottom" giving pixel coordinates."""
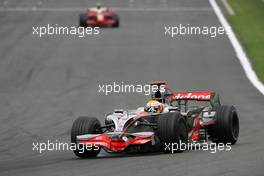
[{"left": 0, "top": 0, "right": 264, "bottom": 175}]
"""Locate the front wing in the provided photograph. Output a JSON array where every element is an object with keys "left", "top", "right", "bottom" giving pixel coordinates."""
[{"left": 77, "top": 132, "right": 154, "bottom": 151}]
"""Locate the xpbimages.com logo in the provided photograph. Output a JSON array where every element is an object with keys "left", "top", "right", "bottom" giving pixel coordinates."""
[
  {"left": 97, "top": 82, "right": 166, "bottom": 95},
  {"left": 32, "top": 24, "right": 100, "bottom": 37},
  {"left": 164, "top": 24, "right": 230, "bottom": 38},
  {"left": 164, "top": 141, "right": 232, "bottom": 154},
  {"left": 32, "top": 140, "right": 100, "bottom": 154}
]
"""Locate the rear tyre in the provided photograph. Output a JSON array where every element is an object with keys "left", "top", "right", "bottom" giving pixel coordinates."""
[
  {"left": 157, "top": 112, "right": 188, "bottom": 153},
  {"left": 79, "top": 13, "right": 88, "bottom": 27},
  {"left": 208, "top": 105, "right": 239, "bottom": 144},
  {"left": 71, "top": 116, "right": 102, "bottom": 158}
]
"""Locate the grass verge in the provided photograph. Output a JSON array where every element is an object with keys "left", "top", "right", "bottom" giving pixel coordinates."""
[{"left": 227, "top": 0, "right": 264, "bottom": 83}]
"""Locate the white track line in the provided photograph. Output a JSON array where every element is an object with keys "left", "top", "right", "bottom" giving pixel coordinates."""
[
  {"left": 221, "top": 0, "right": 234, "bottom": 15},
  {"left": 0, "top": 7, "right": 213, "bottom": 12},
  {"left": 209, "top": 0, "right": 264, "bottom": 95}
]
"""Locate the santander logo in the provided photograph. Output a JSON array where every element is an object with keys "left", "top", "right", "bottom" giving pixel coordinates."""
[{"left": 173, "top": 92, "right": 211, "bottom": 100}]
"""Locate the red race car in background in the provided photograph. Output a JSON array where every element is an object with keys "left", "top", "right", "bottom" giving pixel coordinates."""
[{"left": 79, "top": 3, "right": 119, "bottom": 28}]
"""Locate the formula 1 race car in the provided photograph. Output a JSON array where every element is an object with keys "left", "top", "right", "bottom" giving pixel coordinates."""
[
  {"left": 79, "top": 4, "right": 119, "bottom": 28},
  {"left": 71, "top": 82, "right": 239, "bottom": 158}
]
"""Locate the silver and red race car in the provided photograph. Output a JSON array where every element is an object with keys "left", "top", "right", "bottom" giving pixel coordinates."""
[
  {"left": 71, "top": 82, "right": 239, "bottom": 158},
  {"left": 79, "top": 4, "right": 119, "bottom": 28}
]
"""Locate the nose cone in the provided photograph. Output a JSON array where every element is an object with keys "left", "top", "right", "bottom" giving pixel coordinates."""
[{"left": 97, "top": 14, "right": 104, "bottom": 21}]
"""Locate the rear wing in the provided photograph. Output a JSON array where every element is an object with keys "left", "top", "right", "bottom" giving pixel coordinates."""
[
  {"left": 170, "top": 92, "right": 221, "bottom": 107},
  {"left": 146, "top": 81, "right": 221, "bottom": 107}
]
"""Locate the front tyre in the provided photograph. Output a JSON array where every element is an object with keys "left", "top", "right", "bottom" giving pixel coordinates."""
[
  {"left": 79, "top": 13, "right": 88, "bottom": 27},
  {"left": 157, "top": 112, "right": 188, "bottom": 153},
  {"left": 113, "top": 15, "right": 119, "bottom": 27},
  {"left": 71, "top": 116, "right": 102, "bottom": 158}
]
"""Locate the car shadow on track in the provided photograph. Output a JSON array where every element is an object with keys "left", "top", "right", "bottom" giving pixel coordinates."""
[{"left": 71, "top": 150, "right": 174, "bottom": 160}]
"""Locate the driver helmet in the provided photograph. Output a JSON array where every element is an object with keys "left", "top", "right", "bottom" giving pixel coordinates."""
[
  {"left": 144, "top": 100, "right": 164, "bottom": 113},
  {"left": 96, "top": 2, "right": 102, "bottom": 9}
]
